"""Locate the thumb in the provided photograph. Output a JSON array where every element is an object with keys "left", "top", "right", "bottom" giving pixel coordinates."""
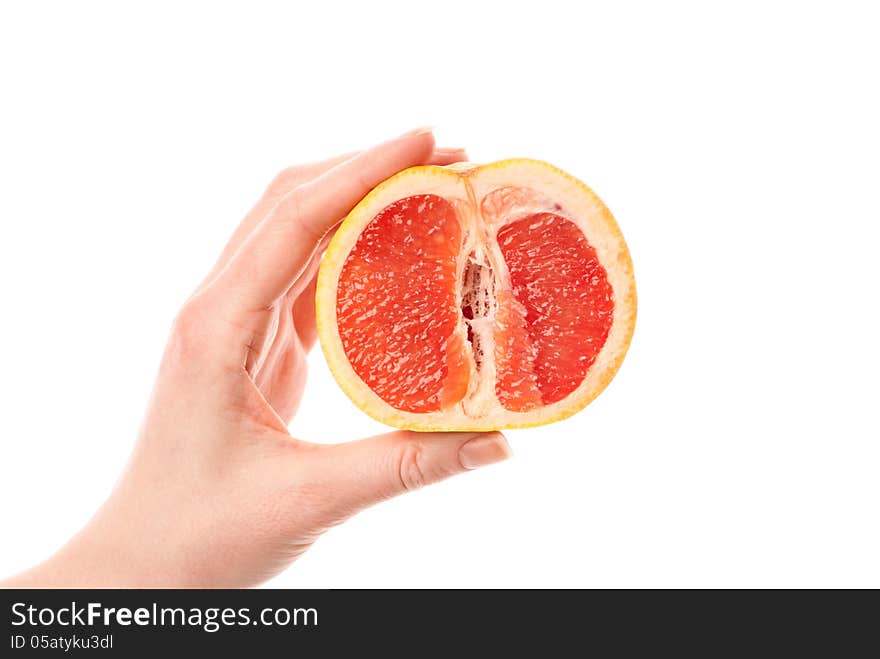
[{"left": 306, "top": 431, "right": 512, "bottom": 518}]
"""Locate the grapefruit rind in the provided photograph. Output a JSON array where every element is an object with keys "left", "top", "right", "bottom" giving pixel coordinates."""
[{"left": 316, "top": 159, "right": 636, "bottom": 431}]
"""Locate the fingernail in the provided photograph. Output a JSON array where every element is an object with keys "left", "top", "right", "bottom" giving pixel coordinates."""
[
  {"left": 459, "top": 432, "right": 512, "bottom": 470},
  {"left": 400, "top": 126, "right": 435, "bottom": 138}
]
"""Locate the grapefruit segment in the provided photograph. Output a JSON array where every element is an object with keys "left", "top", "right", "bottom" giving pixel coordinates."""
[
  {"left": 496, "top": 212, "right": 614, "bottom": 407},
  {"left": 493, "top": 289, "right": 542, "bottom": 412},
  {"left": 317, "top": 159, "right": 636, "bottom": 431},
  {"left": 335, "top": 194, "right": 469, "bottom": 413}
]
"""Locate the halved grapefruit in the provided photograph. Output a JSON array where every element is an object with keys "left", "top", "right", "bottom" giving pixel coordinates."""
[{"left": 316, "top": 159, "right": 636, "bottom": 431}]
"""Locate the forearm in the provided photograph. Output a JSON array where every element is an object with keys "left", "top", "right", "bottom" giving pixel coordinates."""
[{"left": 2, "top": 504, "right": 207, "bottom": 588}]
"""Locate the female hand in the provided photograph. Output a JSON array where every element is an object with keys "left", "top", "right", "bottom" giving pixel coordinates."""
[{"left": 3, "top": 129, "right": 511, "bottom": 588}]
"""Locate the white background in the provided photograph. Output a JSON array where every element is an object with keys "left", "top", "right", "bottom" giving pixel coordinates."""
[{"left": 1, "top": 1, "right": 878, "bottom": 588}]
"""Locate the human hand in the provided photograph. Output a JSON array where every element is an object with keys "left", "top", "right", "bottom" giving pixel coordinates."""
[{"left": 3, "top": 129, "right": 511, "bottom": 588}]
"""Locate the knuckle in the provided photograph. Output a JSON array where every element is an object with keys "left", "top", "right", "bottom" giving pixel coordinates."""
[
  {"left": 396, "top": 442, "right": 428, "bottom": 492},
  {"left": 266, "top": 166, "right": 300, "bottom": 197},
  {"left": 166, "top": 291, "right": 247, "bottom": 375},
  {"left": 280, "top": 186, "right": 323, "bottom": 240},
  {"left": 173, "top": 297, "right": 204, "bottom": 334},
  {"left": 169, "top": 295, "right": 214, "bottom": 355}
]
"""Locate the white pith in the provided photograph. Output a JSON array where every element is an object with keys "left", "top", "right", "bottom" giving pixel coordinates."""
[{"left": 316, "top": 160, "right": 636, "bottom": 431}]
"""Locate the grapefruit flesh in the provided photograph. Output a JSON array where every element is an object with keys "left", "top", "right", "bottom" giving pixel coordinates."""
[
  {"left": 317, "top": 159, "right": 636, "bottom": 431},
  {"left": 336, "top": 194, "right": 470, "bottom": 413},
  {"left": 494, "top": 213, "right": 614, "bottom": 412}
]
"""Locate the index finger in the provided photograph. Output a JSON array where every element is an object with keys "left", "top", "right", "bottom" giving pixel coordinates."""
[{"left": 213, "top": 128, "right": 436, "bottom": 313}]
